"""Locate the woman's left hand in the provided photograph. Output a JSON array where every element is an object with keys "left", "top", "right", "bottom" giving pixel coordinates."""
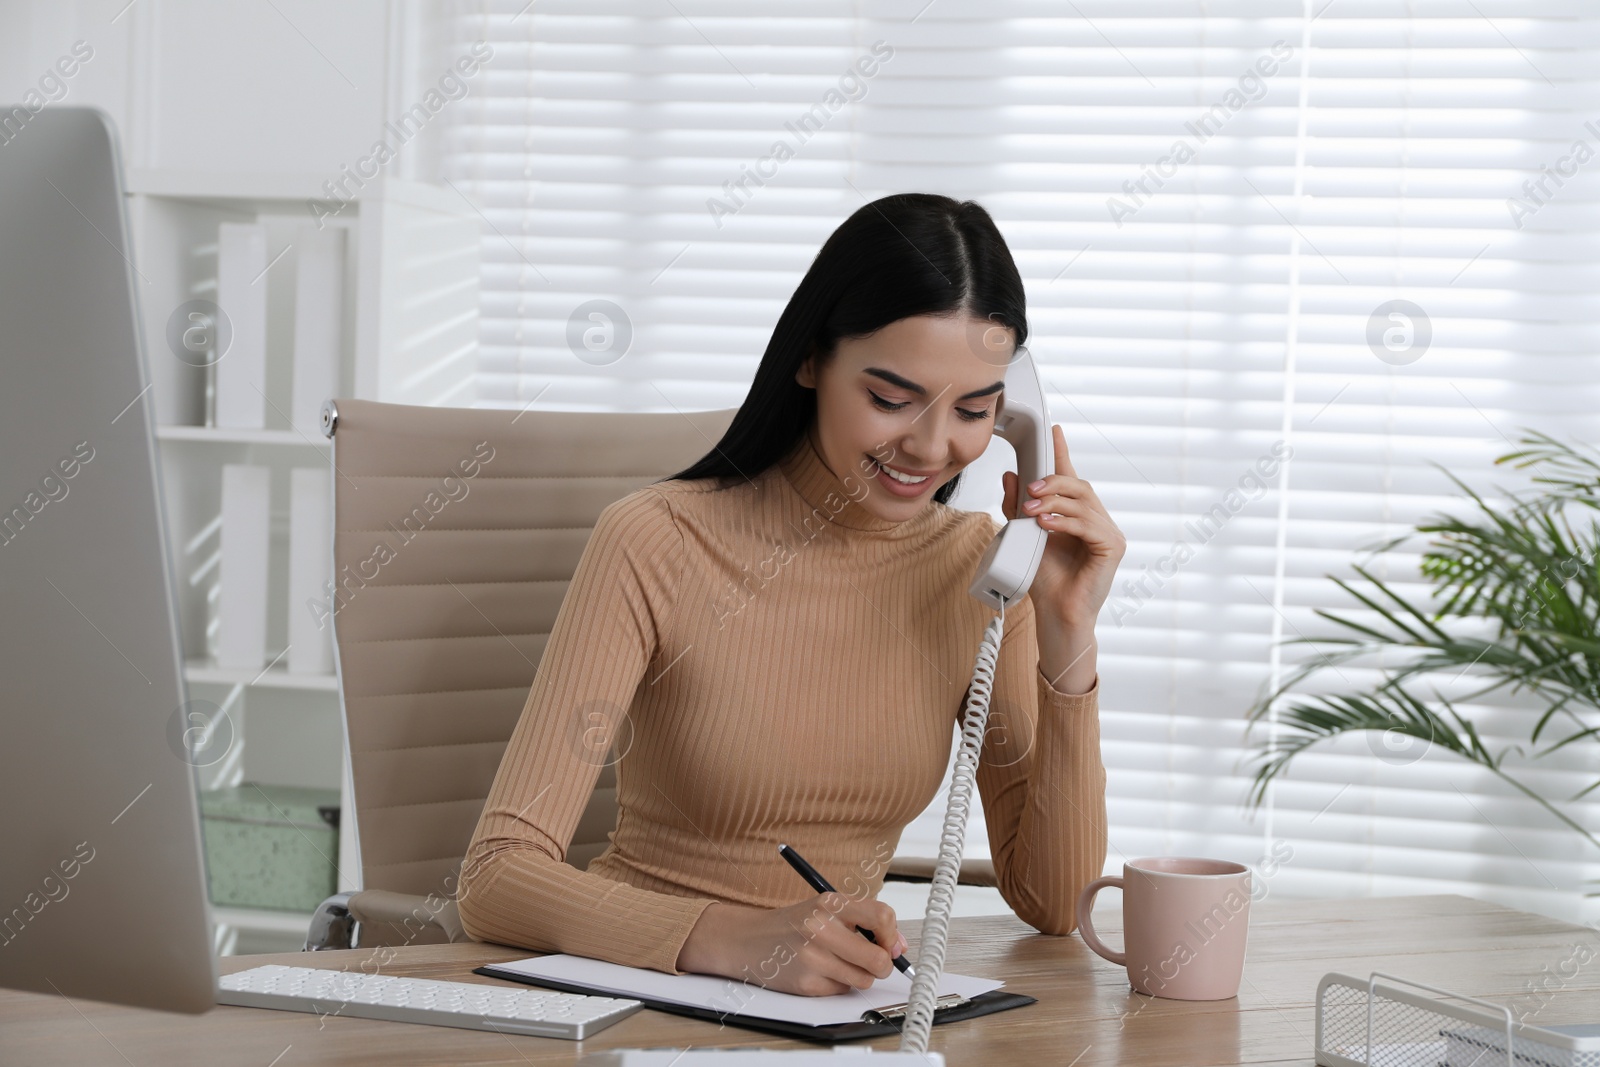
[{"left": 1001, "top": 423, "right": 1126, "bottom": 631}]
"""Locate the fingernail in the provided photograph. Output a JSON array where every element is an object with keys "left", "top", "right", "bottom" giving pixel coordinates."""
[
  {"left": 1029, "top": 480, "right": 1046, "bottom": 492},
  {"left": 894, "top": 933, "right": 908, "bottom": 955},
  {"left": 1023, "top": 499, "right": 1040, "bottom": 511}
]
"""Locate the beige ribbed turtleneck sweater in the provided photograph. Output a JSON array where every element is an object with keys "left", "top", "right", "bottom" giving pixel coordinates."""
[{"left": 456, "top": 430, "right": 1108, "bottom": 974}]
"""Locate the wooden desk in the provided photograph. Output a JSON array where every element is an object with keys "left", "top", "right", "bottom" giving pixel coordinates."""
[{"left": 3, "top": 895, "right": 1597, "bottom": 1066}]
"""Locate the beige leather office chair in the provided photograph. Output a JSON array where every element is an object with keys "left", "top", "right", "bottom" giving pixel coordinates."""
[{"left": 305, "top": 398, "right": 993, "bottom": 951}]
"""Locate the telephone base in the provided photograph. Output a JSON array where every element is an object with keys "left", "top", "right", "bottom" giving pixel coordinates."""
[{"left": 579, "top": 1051, "right": 944, "bottom": 1065}]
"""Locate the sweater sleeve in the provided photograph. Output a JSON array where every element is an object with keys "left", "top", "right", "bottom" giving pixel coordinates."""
[
  {"left": 455, "top": 487, "right": 716, "bottom": 973},
  {"left": 972, "top": 585, "right": 1109, "bottom": 935}
]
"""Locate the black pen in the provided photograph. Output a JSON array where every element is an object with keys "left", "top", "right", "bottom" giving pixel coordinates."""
[{"left": 778, "top": 843, "right": 914, "bottom": 976}]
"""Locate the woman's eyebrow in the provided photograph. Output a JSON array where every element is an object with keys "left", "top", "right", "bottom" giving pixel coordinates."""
[{"left": 863, "top": 367, "right": 1004, "bottom": 400}]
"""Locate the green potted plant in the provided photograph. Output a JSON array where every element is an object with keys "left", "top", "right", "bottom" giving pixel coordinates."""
[{"left": 1244, "top": 430, "right": 1600, "bottom": 869}]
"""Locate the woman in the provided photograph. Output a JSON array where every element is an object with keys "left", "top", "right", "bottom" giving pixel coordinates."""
[{"left": 457, "top": 193, "right": 1123, "bottom": 997}]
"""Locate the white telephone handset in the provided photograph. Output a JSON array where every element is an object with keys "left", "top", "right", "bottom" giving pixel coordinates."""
[{"left": 969, "top": 346, "right": 1052, "bottom": 610}]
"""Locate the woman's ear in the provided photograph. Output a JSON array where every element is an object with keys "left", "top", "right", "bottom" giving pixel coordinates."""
[{"left": 794, "top": 346, "right": 821, "bottom": 388}]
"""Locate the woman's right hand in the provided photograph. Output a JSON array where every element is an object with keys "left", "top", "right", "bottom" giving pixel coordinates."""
[{"left": 676, "top": 894, "right": 908, "bottom": 997}]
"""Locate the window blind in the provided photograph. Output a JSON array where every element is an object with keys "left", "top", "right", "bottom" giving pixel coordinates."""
[{"left": 438, "top": 0, "right": 1600, "bottom": 924}]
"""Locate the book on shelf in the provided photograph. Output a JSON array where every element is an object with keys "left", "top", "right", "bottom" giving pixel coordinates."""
[
  {"left": 287, "top": 466, "right": 333, "bottom": 675},
  {"left": 216, "top": 463, "right": 269, "bottom": 669},
  {"left": 215, "top": 222, "right": 268, "bottom": 430},
  {"left": 290, "top": 227, "right": 344, "bottom": 438}
]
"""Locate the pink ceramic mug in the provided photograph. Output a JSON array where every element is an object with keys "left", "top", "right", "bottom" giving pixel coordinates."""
[{"left": 1075, "top": 856, "right": 1252, "bottom": 1000}]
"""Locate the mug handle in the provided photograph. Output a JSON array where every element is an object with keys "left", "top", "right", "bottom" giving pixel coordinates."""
[{"left": 1075, "top": 875, "right": 1126, "bottom": 966}]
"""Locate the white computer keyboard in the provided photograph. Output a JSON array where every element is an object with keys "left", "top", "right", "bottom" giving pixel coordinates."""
[{"left": 217, "top": 964, "right": 643, "bottom": 1040}]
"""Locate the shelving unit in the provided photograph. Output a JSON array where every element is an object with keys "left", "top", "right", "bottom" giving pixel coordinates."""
[
  {"left": 156, "top": 426, "right": 331, "bottom": 448},
  {"left": 128, "top": 169, "right": 335, "bottom": 203},
  {"left": 129, "top": 175, "right": 480, "bottom": 953},
  {"left": 183, "top": 659, "right": 340, "bottom": 692},
  {"left": 212, "top": 907, "right": 322, "bottom": 958}
]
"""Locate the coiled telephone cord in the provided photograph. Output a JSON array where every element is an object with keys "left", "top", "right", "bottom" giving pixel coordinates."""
[{"left": 899, "top": 601, "right": 1006, "bottom": 1054}]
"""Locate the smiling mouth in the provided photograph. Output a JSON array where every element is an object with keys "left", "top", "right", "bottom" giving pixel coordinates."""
[{"left": 867, "top": 456, "right": 937, "bottom": 485}]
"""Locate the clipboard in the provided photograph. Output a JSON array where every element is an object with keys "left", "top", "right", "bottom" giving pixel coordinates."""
[{"left": 472, "top": 962, "right": 1036, "bottom": 1044}]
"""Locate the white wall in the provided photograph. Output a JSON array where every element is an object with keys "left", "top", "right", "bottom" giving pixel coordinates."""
[
  {"left": 0, "top": 0, "right": 440, "bottom": 188},
  {"left": 1, "top": 3, "right": 134, "bottom": 156}
]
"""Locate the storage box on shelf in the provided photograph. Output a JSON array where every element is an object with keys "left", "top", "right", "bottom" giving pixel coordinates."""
[
  {"left": 128, "top": 174, "right": 480, "bottom": 952},
  {"left": 199, "top": 784, "right": 342, "bottom": 912}
]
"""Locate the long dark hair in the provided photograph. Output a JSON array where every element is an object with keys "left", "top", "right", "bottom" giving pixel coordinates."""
[{"left": 659, "top": 193, "right": 1029, "bottom": 505}]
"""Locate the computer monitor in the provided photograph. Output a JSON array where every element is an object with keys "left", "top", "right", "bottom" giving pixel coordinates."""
[{"left": 0, "top": 107, "right": 217, "bottom": 1013}]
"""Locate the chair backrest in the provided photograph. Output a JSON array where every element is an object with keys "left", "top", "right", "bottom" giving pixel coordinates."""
[{"left": 325, "top": 399, "right": 736, "bottom": 902}]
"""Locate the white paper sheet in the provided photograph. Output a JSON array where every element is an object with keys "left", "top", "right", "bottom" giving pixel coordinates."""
[{"left": 486, "top": 953, "right": 1004, "bottom": 1028}]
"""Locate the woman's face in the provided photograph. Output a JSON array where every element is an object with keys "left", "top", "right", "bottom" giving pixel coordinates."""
[{"left": 794, "top": 313, "right": 1014, "bottom": 524}]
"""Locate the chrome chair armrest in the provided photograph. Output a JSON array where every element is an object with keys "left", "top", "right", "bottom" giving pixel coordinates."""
[{"left": 303, "top": 891, "right": 359, "bottom": 951}]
